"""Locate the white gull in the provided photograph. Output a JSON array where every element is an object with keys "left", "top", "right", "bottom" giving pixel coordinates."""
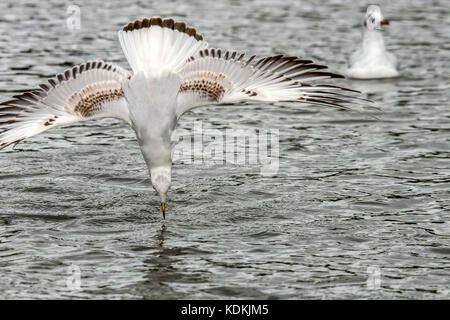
[
  {"left": 346, "top": 5, "right": 399, "bottom": 79},
  {"left": 0, "top": 17, "right": 367, "bottom": 217}
]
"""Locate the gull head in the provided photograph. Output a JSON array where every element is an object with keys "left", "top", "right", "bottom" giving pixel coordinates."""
[
  {"left": 150, "top": 166, "right": 171, "bottom": 219},
  {"left": 364, "top": 5, "right": 389, "bottom": 30}
]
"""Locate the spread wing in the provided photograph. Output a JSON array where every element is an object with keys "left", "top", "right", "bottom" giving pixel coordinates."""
[
  {"left": 0, "top": 61, "right": 131, "bottom": 149},
  {"left": 176, "top": 48, "right": 368, "bottom": 117}
]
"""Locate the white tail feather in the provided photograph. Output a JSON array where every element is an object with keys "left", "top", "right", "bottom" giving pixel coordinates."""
[{"left": 118, "top": 18, "right": 208, "bottom": 76}]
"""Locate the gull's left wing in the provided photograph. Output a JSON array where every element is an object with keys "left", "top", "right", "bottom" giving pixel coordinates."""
[
  {"left": 176, "top": 48, "right": 367, "bottom": 118},
  {"left": 0, "top": 61, "right": 131, "bottom": 149}
]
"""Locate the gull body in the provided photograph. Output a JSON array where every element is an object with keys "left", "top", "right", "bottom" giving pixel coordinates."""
[
  {"left": 0, "top": 17, "right": 368, "bottom": 217},
  {"left": 346, "top": 5, "right": 399, "bottom": 79},
  {"left": 124, "top": 71, "right": 179, "bottom": 206}
]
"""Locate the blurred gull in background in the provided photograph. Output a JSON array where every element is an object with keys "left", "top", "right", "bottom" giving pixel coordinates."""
[{"left": 346, "top": 5, "right": 399, "bottom": 79}]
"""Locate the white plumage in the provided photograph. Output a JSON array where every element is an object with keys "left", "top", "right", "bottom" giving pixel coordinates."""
[
  {"left": 346, "top": 5, "right": 399, "bottom": 79},
  {"left": 0, "top": 61, "right": 130, "bottom": 149},
  {"left": 0, "top": 17, "right": 369, "bottom": 217}
]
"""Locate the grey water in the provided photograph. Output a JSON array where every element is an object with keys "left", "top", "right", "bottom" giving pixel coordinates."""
[{"left": 0, "top": 0, "right": 449, "bottom": 299}]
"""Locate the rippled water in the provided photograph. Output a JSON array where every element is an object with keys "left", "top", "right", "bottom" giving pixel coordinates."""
[{"left": 1, "top": 0, "right": 449, "bottom": 299}]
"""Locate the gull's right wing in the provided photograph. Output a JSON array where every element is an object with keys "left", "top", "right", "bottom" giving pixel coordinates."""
[
  {"left": 176, "top": 49, "right": 368, "bottom": 118},
  {"left": 0, "top": 61, "right": 131, "bottom": 149}
]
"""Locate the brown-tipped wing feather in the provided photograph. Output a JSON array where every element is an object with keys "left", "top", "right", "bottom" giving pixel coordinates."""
[
  {"left": 0, "top": 61, "right": 131, "bottom": 150},
  {"left": 176, "top": 48, "right": 370, "bottom": 117}
]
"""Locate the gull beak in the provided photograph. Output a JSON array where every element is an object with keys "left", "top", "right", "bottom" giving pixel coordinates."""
[
  {"left": 161, "top": 202, "right": 166, "bottom": 219},
  {"left": 380, "top": 19, "right": 389, "bottom": 25}
]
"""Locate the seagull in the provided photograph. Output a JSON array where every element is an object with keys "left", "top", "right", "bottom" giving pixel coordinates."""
[
  {"left": 346, "top": 5, "right": 399, "bottom": 79},
  {"left": 0, "top": 17, "right": 367, "bottom": 218}
]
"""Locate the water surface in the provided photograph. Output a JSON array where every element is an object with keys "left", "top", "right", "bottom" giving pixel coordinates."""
[{"left": 0, "top": 0, "right": 449, "bottom": 299}]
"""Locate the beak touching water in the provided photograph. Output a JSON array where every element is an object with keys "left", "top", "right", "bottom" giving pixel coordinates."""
[
  {"left": 161, "top": 202, "right": 166, "bottom": 219},
  {"left": 380, "top": 19, "right": 389, "bottom": 25}
]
